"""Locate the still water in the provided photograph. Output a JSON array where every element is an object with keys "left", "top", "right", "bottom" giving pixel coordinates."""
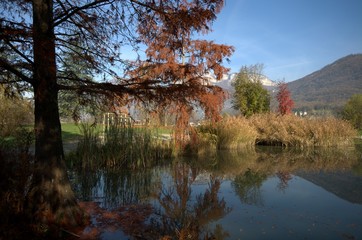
[{"left": 70, "top": 146, "right": 362, "bottom": 239}]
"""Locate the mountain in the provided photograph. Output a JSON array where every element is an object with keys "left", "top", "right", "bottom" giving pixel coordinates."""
[
  {"left": 287, "top": 54, "right": 362, "bottom": 111},
  {"left": 207, "top": 72, "right": 276, "bottom": 92},
  {"left": 206, "top": 73, "right": 276, "bottom": 114}
]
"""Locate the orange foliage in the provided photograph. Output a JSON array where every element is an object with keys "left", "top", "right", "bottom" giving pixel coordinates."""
[
  {"left": 2, "top": 0, "right": 234, "bottom": 233},
  {"left": 125, "top": 0, "right": 234, "bottom": 128},
  {"left": 70, "top": 202, "right": 154, "bottom": 239},
  {"left": 276, "top": 82, "right": 294, "bottom": 115}
]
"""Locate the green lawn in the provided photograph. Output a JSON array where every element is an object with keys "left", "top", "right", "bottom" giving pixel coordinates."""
[
  {"left": 61, "top": 123, "right": 82, "bottom": 142},
  {"left": 61, "top": 122, "right": 174, "bottom": 142}
]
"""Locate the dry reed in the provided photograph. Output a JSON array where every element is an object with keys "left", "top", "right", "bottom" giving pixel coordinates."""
[
  {"left": 250, "top": 113, "right": 357, "bottom": 148},
  {"left": 191, "top": 116, "right": 257, "bottom": 153},
  {"left": 192, "top": 114, "right": 357, "bottom": 152}
]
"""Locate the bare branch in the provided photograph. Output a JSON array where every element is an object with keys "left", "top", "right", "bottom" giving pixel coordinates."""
[{"left": 53, "top": 0, "right": 112, "bottom": 27}]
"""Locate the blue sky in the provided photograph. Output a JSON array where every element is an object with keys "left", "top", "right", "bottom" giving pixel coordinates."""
[{"left": 203, "top": 0, "right": 362, "bottom": 82}]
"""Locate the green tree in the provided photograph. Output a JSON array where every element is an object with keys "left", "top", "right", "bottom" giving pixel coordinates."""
[
  {"left": 232, "top": 64, "right": 270, "bottom": 117},
  {"left": 341, "top": 94, "right": 362, "bottom": 130},
  {"left": 58, "top": 41, "right": 104, "bottom": 121},
  {"left": 0, "top": 0, "right": 233, "bottom": 227}
]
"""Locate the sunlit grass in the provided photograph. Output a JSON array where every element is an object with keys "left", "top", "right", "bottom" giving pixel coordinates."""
[
  {"left": 250, "top": 113, "right": 357, "bottom": 148},
  {"left": 191, "top": 114, "right": 357, "bottom": 152},
  {"left": 190, "top": 116, "right": 257, "bottom": 154},
  {"left": 61, "top": 123, "right": 82, "bottom": 142}
]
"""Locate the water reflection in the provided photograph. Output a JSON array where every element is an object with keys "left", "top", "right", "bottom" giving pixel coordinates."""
[
  {"left": 275, "top": 171, "right": 292, "bottom": 192},
  {"left": 70, "top": 168, "right": 162, "bottom": 208},
  {"left": 150, "top": 162, "right": 231, "bottom": 239},
  {"left": 232, "top": 169, "right": 267, "bottom": 206},
  {"left": 70, "top": 146, "right": 362, "bottom": 239}
]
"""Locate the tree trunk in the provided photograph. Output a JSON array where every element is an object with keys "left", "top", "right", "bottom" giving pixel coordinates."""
[{"left": 26, "top": 0, "right": 84, "bottom": 227}]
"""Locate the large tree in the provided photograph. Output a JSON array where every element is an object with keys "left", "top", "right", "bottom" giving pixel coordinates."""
[
  {"left": 232, "top": 64, "right": 270, "bottom": 117},
  {"left": 0, "top": 0, "right": 233, "bottom": 227}
]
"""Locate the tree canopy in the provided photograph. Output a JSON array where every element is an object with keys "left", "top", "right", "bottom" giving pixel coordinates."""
[
  {"left": 231, "top": 64, "right": 270, "bottom": 117},
  {"left": 1, "top": 0, "right": 233, "bottom": 115},
  {"left": 0, "top": 0, "right": 234, "bottom": 228}
]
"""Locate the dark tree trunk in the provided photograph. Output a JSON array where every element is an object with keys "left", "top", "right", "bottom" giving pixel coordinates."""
[{"left": 26, "top": 0, "right": 84, "bottom": 227}]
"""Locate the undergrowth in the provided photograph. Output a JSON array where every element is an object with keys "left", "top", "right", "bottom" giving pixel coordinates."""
[{"left": 67, "top": 123, "right": 175, "bottom": 170}]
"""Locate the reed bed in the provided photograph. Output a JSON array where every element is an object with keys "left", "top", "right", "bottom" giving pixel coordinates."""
[
  {"left": 70, "top": 114, "right": 357, "bottom": 168},
  {"left": 69, "top": 123, "right": 175, "bottom": 170},
  {"left": 191, "top": 116, "right": 257, "bottom": 154},
  {"left": 250, "top": 113, "right": 357, "bottom": 148},
  {"left": 191, "top": 114, "right": 357, "bottom": 152}
]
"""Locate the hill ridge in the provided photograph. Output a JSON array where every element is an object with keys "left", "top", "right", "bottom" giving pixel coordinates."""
[{"left": 287, "top": 54, "right": 362, "bottom": 111}]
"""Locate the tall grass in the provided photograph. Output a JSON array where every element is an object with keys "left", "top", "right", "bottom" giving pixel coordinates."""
[
  {"left": 250, "top": 113, "right": 357, "bottom": 148},
  {"left": 75, "top": 123, "right": 100, "bottom": 169},
  {"left": 70, "top": 123, "right": 175, "bottom": 170},
  {"left": 190, "top": 116, "right": 257, "bottom": 154},
  {"left": 216, "top": 116, "right": 257, "bottom": 149},
  {"left": 190, "top": 114, "right": 357, "bottom": 152},
  {"left": 69, "top": 114, "right": 357, "bottom": 167}
]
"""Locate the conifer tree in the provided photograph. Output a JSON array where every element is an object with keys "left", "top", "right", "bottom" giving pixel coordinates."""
[{"left": 0, "top": 0, "right": 233, "bottom": 227}]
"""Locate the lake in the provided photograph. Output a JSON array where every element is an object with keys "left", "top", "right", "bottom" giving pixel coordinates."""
[{"left": 69, "top": 146, "right": 362, "bottom": 239}]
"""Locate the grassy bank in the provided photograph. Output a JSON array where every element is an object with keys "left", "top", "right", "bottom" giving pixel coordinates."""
[
  {"left": 1, "top": 115, "right": 357, "bottom": 170},
  {"left": 192, "top": 114, "right": 357, "bottom": 151},
  {"left": 61, "top": 123, "right": 83, "bottom": 142}
]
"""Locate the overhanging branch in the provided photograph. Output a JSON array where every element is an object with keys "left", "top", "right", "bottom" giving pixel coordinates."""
[
  {"left": 5, "top": 40, "right": 34, "bottom": 66},
  {"left": 0, "top": 57, "right": 34, "bottom": 85}
]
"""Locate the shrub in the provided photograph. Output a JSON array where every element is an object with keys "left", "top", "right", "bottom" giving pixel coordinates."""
[{"left": 0, "top": 87, "right": 33, "bottom": 138}]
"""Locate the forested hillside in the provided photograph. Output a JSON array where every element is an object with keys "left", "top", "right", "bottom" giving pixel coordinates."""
[{"left": 287, "top": 54, "right": 362, "bottom": 112}]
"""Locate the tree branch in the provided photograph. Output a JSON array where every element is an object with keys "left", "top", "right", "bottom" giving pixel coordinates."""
[
  {"left": 4, "top": 40, "right": 34, "bottom": 66},
  {"left": 0, "top": 57, "right": 34, "bottom": 85},
  {"left": 53, "top": 0, "right": 112, "bottom": 27}
]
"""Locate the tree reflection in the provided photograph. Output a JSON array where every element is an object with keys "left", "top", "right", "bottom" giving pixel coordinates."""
[
  {"left": 276, "top": 171, "right": 292, "bottom": 192},
  {"left": 232, "top": 168, "right": 267, "bottom": 206},
  {"left": 68, "top": 146, "right": 361, "bottom": 238},
  {"left": 151, "top": 162, "right": 231, "bottom": 239},
  {"left": 70, "top": 163, "right": 231, "bottom": 239},
  {"left": 70, "top": 168, "right": 160, "bottom": 209}
]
